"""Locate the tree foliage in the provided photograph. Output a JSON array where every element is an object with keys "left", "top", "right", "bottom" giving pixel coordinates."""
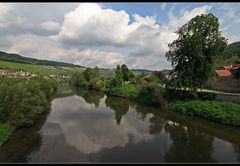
[
  {"left": 0, "top": 77, "right": 57, "bottom": 128},
  {"left": 121, "top": 64, "right": 135, "bottom": 82},
  {"left": 115, "top": 64, "right": 124, "bottom": 87},
  {"left": 166, "top": 13, "right": 228, "bottom": 91}
]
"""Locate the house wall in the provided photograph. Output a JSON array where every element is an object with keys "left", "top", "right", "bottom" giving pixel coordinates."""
[{"left": 203, "top": 77, "right": 240, "bottom": 92}]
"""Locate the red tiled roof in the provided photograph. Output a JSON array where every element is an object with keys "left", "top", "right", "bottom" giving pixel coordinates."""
[
  {"left": 231, "top": 66, "right": 240, "bottom": 70},
  {"left": 223, "top": 66, "right": 232, "bottom": 70},
  {"left": 215, "top": 70, "right": 232, "bottom": 77}
]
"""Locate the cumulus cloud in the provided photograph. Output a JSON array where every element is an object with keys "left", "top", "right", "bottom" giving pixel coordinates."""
[
  {"left": 41, "top": 21, "right": 61, "bottom": 31},
  {"left": 0, "top": 3, "right": 26, "bottom": 28},
  {"left": 168, "top": 5, "right": 212, "bottom": 30},
  {"left": 50, "top": 3, "right": 178, "bottom": 69},
  {"left": 51, "top": 3, "right": 134, "bottom": 47}
]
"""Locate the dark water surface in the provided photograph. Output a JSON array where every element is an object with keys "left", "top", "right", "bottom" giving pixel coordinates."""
[{"left": 0, "top": 88, "right": 240, "bottom": 163}]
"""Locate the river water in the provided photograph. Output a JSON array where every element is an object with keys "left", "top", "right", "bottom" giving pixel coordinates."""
[{"left": 0, "top": 88, "right": 240, "bottom": 163}]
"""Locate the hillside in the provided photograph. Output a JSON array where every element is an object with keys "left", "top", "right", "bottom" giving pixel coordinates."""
[
  {"left": 0, "top": 51, "right": 84, "bottom": 68},
  {"left": 0, "top": 51, "right": 155, "bottom": 77},
  {"left": 132, "top": 69, "right": 153, "bottom": 75},
  {"left": 214, "top": 41, "right": 240, "bottom": 69},
  {"left": 0, "top": 60, "right": 83, "bottom": 76},
  {"left": 223, "top": 42, "right": 240, "bottom": 58}
]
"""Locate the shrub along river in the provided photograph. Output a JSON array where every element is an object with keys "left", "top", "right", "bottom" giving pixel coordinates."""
[{"left": 0, "top": 87, "right": 240, "bottom": 163}]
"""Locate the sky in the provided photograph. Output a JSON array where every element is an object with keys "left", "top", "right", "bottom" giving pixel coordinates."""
[{"left": 0, "top": 3, "right": 240, "bottom": 70}]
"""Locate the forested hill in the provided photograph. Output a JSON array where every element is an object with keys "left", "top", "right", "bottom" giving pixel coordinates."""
[
  {"left": 131, "top": 69, "right": 153, "bottom": 75},
  {"left": 0, "top": 51, "right": 156, "bottom": 75},
  {"left": 223, "top": 42, "right": 240, "bottom": 57},
  {"left": 0, "top": 51, "right": 84, "bottom": 68}
]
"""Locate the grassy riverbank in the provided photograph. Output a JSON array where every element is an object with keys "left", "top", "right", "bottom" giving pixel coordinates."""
[
  {"left": 169, "top": 100, "right": 240, "bottom": 127},
  {"left": 0, "top": 76, "right": 57, "bottom": 145}
]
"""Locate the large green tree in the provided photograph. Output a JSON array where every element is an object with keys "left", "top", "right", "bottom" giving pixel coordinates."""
[{"left": 166, "top": 13, "right": 227, "bottom": 91}]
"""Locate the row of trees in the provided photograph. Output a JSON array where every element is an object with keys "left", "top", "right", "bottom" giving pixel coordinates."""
[
  {"left": 70, "top": 64, "right": 137, "bottom": 90},
  {"left": 70, "top": 63, "right": 168, "bottom": 106}
]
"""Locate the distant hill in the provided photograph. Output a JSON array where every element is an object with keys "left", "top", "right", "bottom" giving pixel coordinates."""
[
  {"left": 132, "top": 69, "right": 153, "bottom": 75},
  {"left": 223, "top": 42, "right": 240, "bottom": 58},
  {"left": 0, "top": 51, "right": 156, "bottom": 77},
  {"left": 0, "top": 51, "right": 84, "bottom": 68},
  {"left": 214, "top": 42, "right": 240, "bottom": 69}
]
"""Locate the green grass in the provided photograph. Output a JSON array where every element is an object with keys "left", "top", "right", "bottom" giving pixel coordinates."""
[
  {"left": 169, "top": 100, "right": 240, "bottom": 126},
  {"left": 0, "top": 60, "right": 83, "bottom": 76},
  {"left": 0, "top": 124, "right": 13, "bottom": 145}
]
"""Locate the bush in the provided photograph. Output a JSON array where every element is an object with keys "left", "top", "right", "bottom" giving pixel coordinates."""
[
  {"left": 169, "top": 100, "right": 240, "bottom": 126},
  {"left": 88, "top": 78, "right": 105, "bottom": 91},
  {"left": 136, "top": 83, "right": 166, "bottom": 106},
  {"left": 70, "top": 72, "right": 88, "bottom": 88},
  {"left": 0, "top": 76, "right": 57, "bottom": 139},
  {"left": 0, "top": 124, "right": 13, "bottom": 145}
]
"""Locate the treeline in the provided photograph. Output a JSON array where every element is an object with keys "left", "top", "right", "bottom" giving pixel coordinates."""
[
  {"left": 70, "top": 64, "right": 168, "bottom": 106},
  {"left": 0, "top": 76, "right": 57, "bottom": 145}
]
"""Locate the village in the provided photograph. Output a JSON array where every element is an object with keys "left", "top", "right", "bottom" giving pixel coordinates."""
[
  {"left": 215, "top": 59, "right": 240, "bottom": 78},
  {"left": 0, "top": 69, "right": 70, "bottom": 80}
]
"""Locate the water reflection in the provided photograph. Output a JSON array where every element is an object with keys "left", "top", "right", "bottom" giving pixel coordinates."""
[
  {"left": 0, "top": 112, "right": 47, "bottom": 162},
  {"left": 164, "top": 122, "right": 215, "bottom": 162},
  {"left": 105, "top": 96, "right": 130, "bottom": 125},
  {"left": 75, "top": 88, "right": 104, "bottom": 108},
  {"left": 0, "top": 88, "right": 240, "bottom": 163}
]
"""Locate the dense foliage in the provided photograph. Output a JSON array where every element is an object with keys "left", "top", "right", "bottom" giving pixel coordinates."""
[
  {"left": 166, "top": 13, "right": 227, "bottom": 91},
  {"left": 169, "top": 100, "right": 240, "bottom": 126},
  {"left": 0, "top": 76, "right": 57, "bottom": 145}
]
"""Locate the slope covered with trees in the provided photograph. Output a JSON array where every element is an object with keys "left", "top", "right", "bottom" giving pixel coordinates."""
[
  {"left": 223, "top": 42, "right": 240, "bottom": 58},
  {"left": 0, "top": 51, "right": 84, "bottom": 68}
]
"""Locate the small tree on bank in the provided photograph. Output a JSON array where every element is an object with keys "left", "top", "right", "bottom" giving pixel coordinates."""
[
  {"left": 115, "top": 64, "right": 124, "bottom": 87},
  {"left": 165, "top": 13, "right": 227, "bottom": 91}
]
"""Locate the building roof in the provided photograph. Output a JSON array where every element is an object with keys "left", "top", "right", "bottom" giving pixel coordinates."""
[
  {"left": 215, "top": 70, "right": 232, "bottom": 77},
  {"left": 223, "top": 66, "right": 232, "bottom": 70},
  {"left": 231, "top": 66, "right": 240, "bottom": 70}
]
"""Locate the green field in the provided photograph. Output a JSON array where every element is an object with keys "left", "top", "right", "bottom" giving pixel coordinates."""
[{"left": 0, "top": 60, "right": 83, "bottom": 76}]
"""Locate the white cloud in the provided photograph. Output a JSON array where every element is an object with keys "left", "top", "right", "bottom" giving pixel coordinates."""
[
  {"left": 168, "top": 5, "right": 212, "bottom": 30},
  {"left": 52, "top": 3, "right": 134, "bottom": 47},
  {"left": 50, "top": 3, "right": 179, "bottom": 70},
  {"left": 5, "top": 33, "right": 126, "bottom": 68},
  {"left": 41, "top": 21, "right": 61, "bottom": 31},
  {"left": 0, "top": 3, "right": 26, "bottom": 28}
]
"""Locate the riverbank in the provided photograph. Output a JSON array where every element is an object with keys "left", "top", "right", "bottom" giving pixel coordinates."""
[
  {"left": 169, "top": 100, "right": 240, "bottom": 127},
  {"left": 0, "top": 76, "right": 57, "bottom": 146},
  {"left": 72, "top": 83, "right": 240, "bottom": 127}
]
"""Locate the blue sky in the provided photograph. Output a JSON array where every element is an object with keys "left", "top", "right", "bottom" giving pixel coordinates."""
[{"left": 0, "top": 3, "right": 239, "bottom": 70}]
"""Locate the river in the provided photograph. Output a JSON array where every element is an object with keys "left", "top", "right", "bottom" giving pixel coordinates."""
[{"left": 0, "top": 87, "right": 240, "bottom": 163}]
